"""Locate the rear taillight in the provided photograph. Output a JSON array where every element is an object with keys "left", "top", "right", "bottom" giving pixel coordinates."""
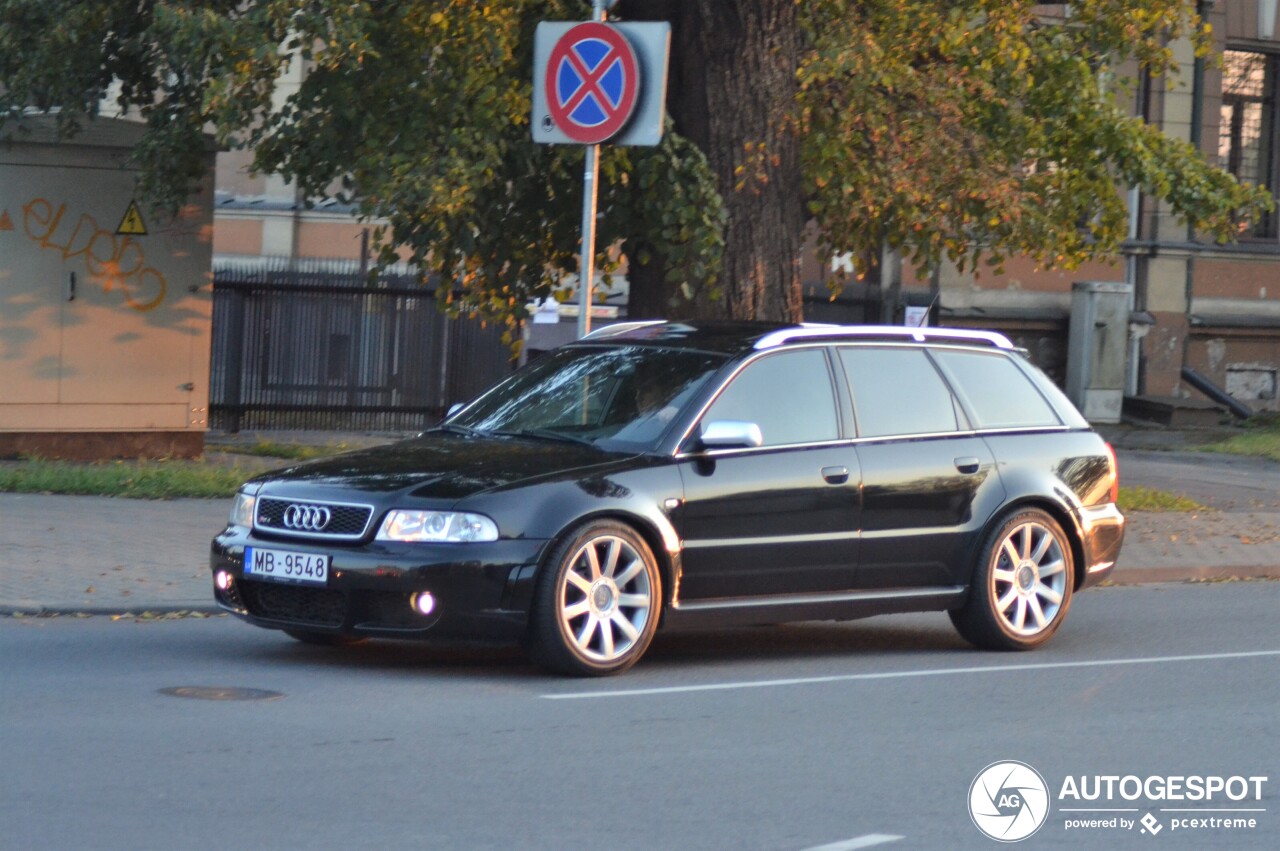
[{"left": 1105, "top": 442, "right": 1119, "bottom": 504}]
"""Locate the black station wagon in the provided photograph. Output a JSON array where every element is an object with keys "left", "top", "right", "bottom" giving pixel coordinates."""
[{"left": 211, "top": 321, "right": 1124, "bottom": 675}]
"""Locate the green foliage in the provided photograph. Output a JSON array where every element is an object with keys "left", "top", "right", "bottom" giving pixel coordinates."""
[
  {"left": 1, "top": 0, "right": 1269, "bottom": 324},
  {"left": 798, "top": 0, "right": 1272, "bottom": 285},
  {"left": 0, "top": 0, "right": 724, "bottom": 331},
  {"left": 608, "top": 123, "right": 728, "bottom": 304}
]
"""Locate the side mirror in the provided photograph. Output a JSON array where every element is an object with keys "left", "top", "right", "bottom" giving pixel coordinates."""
[
  {"left": 446, "top": 403, "right": 465, "bottom": 418},
  {"left": 699, "top": 420, "right": 763, "bottom": 450}
]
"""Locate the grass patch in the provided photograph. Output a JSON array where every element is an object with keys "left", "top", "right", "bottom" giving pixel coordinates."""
[
  {"left": 1117, "top": 485, "right": 1207, "bottom": 513},
  {"left": 216, "top": 440, "right": 351, "bottom": 461},
  {"left": 1198, "top": 416, "right": 1280, "bottom": 463},
  {"left": 0, "top": 458, "right": 251, "bottom": 499}
]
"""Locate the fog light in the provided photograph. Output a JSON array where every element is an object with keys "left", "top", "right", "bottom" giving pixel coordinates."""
[
  {"left": 215, "top": 571, "right": 234, "bottom": 591},
  {"left": 411, "top": 592, "right": 436, "bottom": 616}
]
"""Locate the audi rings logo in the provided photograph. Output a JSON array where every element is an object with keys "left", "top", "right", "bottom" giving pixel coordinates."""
[
  {"left": 969, "top": 761, "right": 1051, "bottom": 842},
  {"left": 282, "top": 504, "right": 332, "bottom": 532}
]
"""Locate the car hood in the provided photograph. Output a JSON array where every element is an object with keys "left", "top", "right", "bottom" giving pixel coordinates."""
[{"left": 249, "top": 434, "right": 635, "bottom": 502}]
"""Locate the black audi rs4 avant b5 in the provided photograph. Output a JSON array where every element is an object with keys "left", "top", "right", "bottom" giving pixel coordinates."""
[{"left": 212, "top": 322, "right": 1124, "bottom": 675}]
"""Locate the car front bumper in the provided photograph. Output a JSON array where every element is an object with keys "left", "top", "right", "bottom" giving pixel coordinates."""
[{"left": 210, "top": 527, "right": 549, "bottom": 642}]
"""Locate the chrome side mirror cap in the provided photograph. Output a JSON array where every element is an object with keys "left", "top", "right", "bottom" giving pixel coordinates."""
[
  {"left": 699, "top": 420, "right": 763, "bottom": 450},
  {"left": 446, "top": 403, "right": 465, "bottom": 418}
]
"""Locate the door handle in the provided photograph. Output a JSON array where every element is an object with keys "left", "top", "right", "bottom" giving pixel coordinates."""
[
  {"left": 821, "top": 465, "right": 849, "bottom": 484},
  {"left": 954, "top": 456, "right": 981, "bottom": 475}
]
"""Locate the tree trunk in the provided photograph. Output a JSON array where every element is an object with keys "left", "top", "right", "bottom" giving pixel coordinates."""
[{"left": 622, "top": 0, "right": 804, "bottom": 322}]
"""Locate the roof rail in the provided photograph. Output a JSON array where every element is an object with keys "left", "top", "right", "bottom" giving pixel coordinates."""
[
  {"left": 754, "top": 325, "right": 1016, "bottom": 350},
  {"left": 580, "top": 320, "right": 667, "bottom": 340}
]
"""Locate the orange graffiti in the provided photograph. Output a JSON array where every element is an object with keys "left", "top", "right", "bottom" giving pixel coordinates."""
[{"left": 21, "top": 198, "right": 167, "bottom": 312}]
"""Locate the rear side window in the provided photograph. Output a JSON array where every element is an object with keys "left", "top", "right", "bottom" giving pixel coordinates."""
[
  {"left": 703, "top": 349, "right": 839, "bottom": 446},
  {"left": 931, "top": 349, "right": 1061, "bottom": 429},
  {"left": 839, "top": 347, "right": 959, "bottom": 437}
]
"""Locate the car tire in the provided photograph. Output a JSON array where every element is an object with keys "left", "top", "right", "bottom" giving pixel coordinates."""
[
  {"left": 528, "top": 520, "right": 662, "bottom": 676},
  {"left": 284, "top": 629, "right": 367, "bottom": 647},
  {"left": 950, "top": 508, "right": 1074, "bottom": 651}
]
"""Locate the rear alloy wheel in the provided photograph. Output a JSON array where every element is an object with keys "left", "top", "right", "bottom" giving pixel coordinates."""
[
  {"left": 951, "top": 509, "right": 1074, "bottom": 650},
  {"left": 529, "top": 521, "right": 661, "bottom": 676}
]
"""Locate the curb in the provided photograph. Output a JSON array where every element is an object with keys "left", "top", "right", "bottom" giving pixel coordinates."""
[
  {"left": 1099, "top": 565, "right": 1280, "bottom": 586},
  {"left": 3, "top": 603, "right": 223, "bottom": 617}
]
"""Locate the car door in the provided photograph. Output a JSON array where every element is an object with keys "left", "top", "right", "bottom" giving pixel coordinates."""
[
  {"left": 675, "top": 347, "right": 861, "bottom": 600},
  {"left": 838, "top": 345, "right": 1006, "bottom": 590}
]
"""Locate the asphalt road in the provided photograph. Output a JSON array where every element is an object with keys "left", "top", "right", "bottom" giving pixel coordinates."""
[{"left": 3, "top": 582, "right": 1277, "bottom": 850}]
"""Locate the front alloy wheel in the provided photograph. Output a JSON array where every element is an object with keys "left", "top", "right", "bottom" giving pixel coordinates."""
[
  {"left": 529, "top": 521, "right": 661, "bottom": 676},
  {"left": 951, "top": 509, "right": 1074, "bottom": 650}
]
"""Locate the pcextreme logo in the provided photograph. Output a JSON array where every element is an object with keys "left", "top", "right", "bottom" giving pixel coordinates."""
[{"left": 969, "top": 761, "right": 1051, "bottom": 842}]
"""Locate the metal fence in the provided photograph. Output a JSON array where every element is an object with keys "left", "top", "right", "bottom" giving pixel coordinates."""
[
  {"left": 208, "top": 264, "right": 889, "bottom": 432},
  {"left": 209, "top": 266, "right": 515, "bottom": 432}
]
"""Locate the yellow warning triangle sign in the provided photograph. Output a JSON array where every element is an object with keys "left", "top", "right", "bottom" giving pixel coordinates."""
[
  {"left": 116, "top": 200, "right": 147, "bottom": 236},
  {"left": 0, "top": 209, "right": 13, "bottom": 231}
]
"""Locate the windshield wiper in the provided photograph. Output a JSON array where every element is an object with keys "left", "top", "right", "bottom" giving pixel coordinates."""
[
  {"left": 497, "top": 429, "right": 598, "bottom": 448},
  {"left": 431, "top": 423, "right": 486, "bottom": 438}
]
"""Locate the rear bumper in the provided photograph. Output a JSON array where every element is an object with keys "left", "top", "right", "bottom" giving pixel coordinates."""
[
  {"left": 1077, "top": 503, "right": 1125, "bottom": 589},
  {"left": 210, "top": 526, "right": 548, "bottom": 642}
]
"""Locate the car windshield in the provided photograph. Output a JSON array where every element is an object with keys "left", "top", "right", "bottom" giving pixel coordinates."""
[{"left": 447, "top": 344, "right": 727, "bottom": 451}]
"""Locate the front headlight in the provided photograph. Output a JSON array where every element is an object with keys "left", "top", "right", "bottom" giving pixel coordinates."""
[
  {"left": 376, "top": 510, "right": 499, "bottom": 543},
  {"left": 229, "top": 491, "right": 256, "bottom": 529}
]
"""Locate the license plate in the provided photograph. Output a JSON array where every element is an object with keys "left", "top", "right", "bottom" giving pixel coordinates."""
[{"left": 244, "top": 547, "right": 330, "bottom": 586}]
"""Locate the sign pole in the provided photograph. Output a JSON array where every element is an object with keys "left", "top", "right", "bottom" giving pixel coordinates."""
[
  {"left": 577, "top": 0, "right": 607, "bottom": 339},
  {"left": 578, "top": 146, "right": 599, "bottom": 338}
]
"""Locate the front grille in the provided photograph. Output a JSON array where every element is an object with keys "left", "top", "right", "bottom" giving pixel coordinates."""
[
  {"left": 240, "top": 582, "right": 437, "bottom": 632},
  {"left": 255, "top": 497, "right": 374, "bottom": 539},
  {"left": 242, "top": 581, "right": 346, "bottom": 627}
]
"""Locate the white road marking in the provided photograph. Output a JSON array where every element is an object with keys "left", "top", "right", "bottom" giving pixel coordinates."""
[
  {"left": 541, "top": 649, "right": 1280, "bottom": 700},
  {"left": 802, "top": 834, "right": 903, "bottom": 850}
]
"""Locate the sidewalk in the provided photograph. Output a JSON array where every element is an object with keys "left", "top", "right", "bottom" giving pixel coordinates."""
[
  {"left": 1101, "top": 442, "right": 1280, "bottom": 583},
  {"left": 0, "top": 493, "right": 227, "bottom": 614},
  {"left": 2, "top": 432, "right": 1279, "bottom": 615}
]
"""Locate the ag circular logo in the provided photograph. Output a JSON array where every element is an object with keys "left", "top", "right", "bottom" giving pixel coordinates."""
[{"left": 969, "top": 761, "right": 1051, "bottom": 842}]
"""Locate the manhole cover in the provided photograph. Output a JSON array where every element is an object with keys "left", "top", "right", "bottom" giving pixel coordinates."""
[{"left": 158, "top": 686, "right": 284, "bottom": 701}]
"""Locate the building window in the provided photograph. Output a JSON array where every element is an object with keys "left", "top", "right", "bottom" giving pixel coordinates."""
[{"left": 1220, "top": 50, "right": 1278, "bottom": 238}]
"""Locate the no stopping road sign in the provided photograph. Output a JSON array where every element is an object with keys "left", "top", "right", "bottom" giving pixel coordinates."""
[
  {"left": 533, "top": 21, "right": 670, "bottom": 147},
  {"left": 544, "top": 22, "right": 639, "bottom": 144}
]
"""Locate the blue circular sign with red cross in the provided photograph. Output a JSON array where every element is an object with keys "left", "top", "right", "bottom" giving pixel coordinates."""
[{"left": 545, "top": 22, "right": 640, "bottom": 144}]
